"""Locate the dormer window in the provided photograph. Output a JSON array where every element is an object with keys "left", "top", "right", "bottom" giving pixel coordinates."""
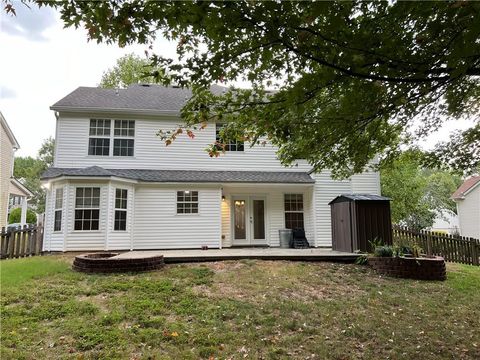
[{"left": 215, "top": 123, "right": 244, "bottom": 152}]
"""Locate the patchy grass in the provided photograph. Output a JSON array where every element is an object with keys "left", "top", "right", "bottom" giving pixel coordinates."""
[{"left": 1, "top": 257, "right": 479, "bottom": 359}]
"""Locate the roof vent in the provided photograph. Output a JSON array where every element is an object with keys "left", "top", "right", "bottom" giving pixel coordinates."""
[{"left": 140, "top": 83, "right": 151, "bottom": 87}]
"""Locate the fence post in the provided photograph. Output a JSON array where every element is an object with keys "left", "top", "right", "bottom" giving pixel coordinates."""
[
  {"left": 426, "top": 232, "right": 432, "bottom": 256},
  {"left": 471, "top": 238, "right": 479, "bottom": 266}
]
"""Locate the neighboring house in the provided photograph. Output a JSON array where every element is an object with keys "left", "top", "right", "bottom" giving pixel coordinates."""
[
  {"left": 0, "top": 112, "right": 33, "bottom": 228},
  {"left": 430, "top": 209, "right": 459, "bottom": 235},
  {"left": 41, "top": 84, "right": 380, "bottom": 251},
  {"left": 451, "top": 176, "right": 480, "bottom": 239}
]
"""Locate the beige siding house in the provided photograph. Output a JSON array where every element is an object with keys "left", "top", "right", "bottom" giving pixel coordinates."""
[
  {"left": 452, "top": 176, "right": 480, "bottom": 239},
  {"left": 0, "top": 112, "right": 32, "bottom": 228},
  {"left": 42, "top": 84, "right": 381, "bottom": 251}
]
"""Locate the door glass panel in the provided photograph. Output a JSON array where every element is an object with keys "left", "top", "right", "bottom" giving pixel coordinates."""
[
  {"left": 253, "top": 199, "right": 265, "bottom": 239},
  {"left": 234, "top": 199, "right": 246, "bottom": 239}
]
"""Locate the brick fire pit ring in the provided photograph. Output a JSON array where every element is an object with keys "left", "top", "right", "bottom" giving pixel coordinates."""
[
  {"left": 369, "top": 256, "right": 446, "bottom": 281},
  {"left": 73, "top": 252, "right": 164, "bottom": 273}
]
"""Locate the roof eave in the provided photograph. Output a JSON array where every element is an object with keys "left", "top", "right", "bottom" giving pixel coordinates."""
[{"left": 50, "top": 106, "right": 180, "bottom": 117}]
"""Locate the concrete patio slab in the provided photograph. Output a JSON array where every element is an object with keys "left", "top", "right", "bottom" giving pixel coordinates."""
[{"left": 113, "top": 248, "right": 359, "bottom": 263}]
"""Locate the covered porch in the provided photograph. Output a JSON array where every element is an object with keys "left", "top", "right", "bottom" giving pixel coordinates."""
[{"left": 221, "top": 181, "right": 315, "bottom": 248}]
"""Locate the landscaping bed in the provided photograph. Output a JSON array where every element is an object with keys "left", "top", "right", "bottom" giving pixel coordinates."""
[
  {"left": 72, "top": 252, "right": 165, "bottom": 273},
  {"left": 369, "top": 256, "right": 447, "bottom": 280}
]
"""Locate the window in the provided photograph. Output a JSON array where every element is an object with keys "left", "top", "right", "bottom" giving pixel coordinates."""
[
  {"left": 284, "top": 194, "right": 304, "bottom": 230},
  {"left": 113, "top": 120, "right": 135, "bottom": 156},
  {"left": 88, "top": 119, "right": 111, "bottom": 156},
  {"left": 114, "top": 189, "right": 128, "bottom": 231},
  {"left": 215, "top": 123, "right": 244, "bottom": 151},
  {"left": 74, "top": 187, "right": 100, "bottom": 231},
  {"left": 54, "top": 188, "right": 63, "bottom": 232},
  {"left": 88, "top": 119, "right": 135, "bottom": 156},
  {"left": 177, "top": 191, "right": 198, "bottom": 214}
]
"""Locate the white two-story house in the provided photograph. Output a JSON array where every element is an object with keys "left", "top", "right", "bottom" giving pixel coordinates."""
[{"left": 41, "top": 84, "right": 380, "bottom": 252}]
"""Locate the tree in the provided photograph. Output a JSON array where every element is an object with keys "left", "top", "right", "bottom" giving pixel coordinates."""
[
  {"left": 14, "top": 137, "right": 55, "bottom": 213},
  {"left": 8, "top": 207, "right": 37, "bottom": 224},
  {"left": 380, "top": 150, "right": 462, "bottom": 230},
  {"left": 12, "top": 1, "right": 480, "bottom": 176},
  {"left": 99, "top": 53, "right": 158, "bottom": 88}
]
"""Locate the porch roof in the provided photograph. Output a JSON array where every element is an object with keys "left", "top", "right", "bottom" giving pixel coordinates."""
[{"left": 41, "top": 166, "right": 315, "bottom": 184}]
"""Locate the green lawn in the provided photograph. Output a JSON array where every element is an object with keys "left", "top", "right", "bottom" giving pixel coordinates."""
[{"left": 1, "top": 256, "right": 479, "bottom": 359}]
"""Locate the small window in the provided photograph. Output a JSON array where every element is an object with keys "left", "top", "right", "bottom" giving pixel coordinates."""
[
  {"left": 74, "top": 187, "right": 100, "bottom": 231},
  {"left": 113, "top": 120, "right": 135, "bottom": 157},
  {"left": 113, "top": 139, "right": 134, "bottom": 156},
  {"left": 88, "top": 138, "right": 110, "bottom": 156},
  {"left": 114, "top": 120, "right": 135, "bottom": 137},
  {"left": 114, "top": 189, "right": 128, "bottom": 231},
  {"left": 54, "top": 188, "right": 63, "bottom": 232},
  {"left": 215, "top": 123, "right": 244, "bottom": 151},
  {"left": 284, "top": 194, "right": 304, "bottom": 230},
  {"left": 89, "top": 119, "right": 111, "bottom": 136},
  {"left": 177, "top": 191, "right": 199, "bottom": 214}
]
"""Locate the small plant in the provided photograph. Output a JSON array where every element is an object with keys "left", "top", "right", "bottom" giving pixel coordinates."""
[
  {"left": 410, "top": 244, "right": 423, "bottom": 258},
  {"left": 368, "top": 237, "right": 384, "bottom": 251},
  {"left": 374, "top": 245, "right": 394, "bottom": 257},
  {"left": 355, "top": 254, "right": 368, "bottom": 265}
]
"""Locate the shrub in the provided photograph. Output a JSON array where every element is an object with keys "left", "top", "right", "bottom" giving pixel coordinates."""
[
  {"left": 8, "top": 207, "right": 37, "bottom": 224},
  {"left": 374, "top": 245, "right": 394, "bottom": 257}
]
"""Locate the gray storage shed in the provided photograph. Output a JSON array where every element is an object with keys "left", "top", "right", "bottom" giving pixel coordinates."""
[{"left": 329, "top": 194, "right": 392, "bottom": 253}]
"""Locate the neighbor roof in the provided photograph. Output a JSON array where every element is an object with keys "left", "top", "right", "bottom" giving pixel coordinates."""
[
  {"left": 41, "top": 166, "right": 315, "bottom": 184},
  {"left": 50, "top": 84, "right": 227, "bottom": 114},
  {"left": 451, "top": 176, "right": 480, "bottom": 200},
  {"left": 0, "top": 112, "right": 20, "bottom": 149},
  {"left": 328, "top": 194, "right": 390, "bottom": 204}
]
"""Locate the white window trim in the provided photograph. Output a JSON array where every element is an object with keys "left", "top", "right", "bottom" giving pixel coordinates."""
[
  {"left": 176, "top": 190, "right": 200, "bottom": 216},
  {"left": 215, "top": 123, "right": 244, "bottom": 152},
  {"left": 113, "top": 120, "right": 135, "bottom": 157},
  {"left": 113, "top": 188, "right": 128, "bottom": 232},
  {"left": 74, "top": 186, "right": 101, "bottom": 232},
  {"left": 284, "top": 193, "right": 305, "bottom": 229},
  {"left": 88, "top": 119, "right": 111, "bottom": 156},
  {"left": 53, "top": 187, "right": 63, "bottom": 232},
  {"left": 87, "top": 119, "right": 136, "bottom": 157}
]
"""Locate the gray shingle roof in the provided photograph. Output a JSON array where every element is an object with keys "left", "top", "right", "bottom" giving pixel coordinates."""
[
  {"left": 42, "top": 166, "right": 315, "bottom": 184},
  {"left": 328, "top": 194, "right": 390, "bottom": 204},
  {"left": 51, "top": 84, "right": 227, "bottom": 113}
]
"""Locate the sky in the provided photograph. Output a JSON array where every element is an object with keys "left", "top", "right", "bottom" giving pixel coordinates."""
[
  {"left": 0, "top": 4, "right": 176, "bottom": 157},
  {"left": 0, "top": 3, "right": 475, "bottom": 158}
]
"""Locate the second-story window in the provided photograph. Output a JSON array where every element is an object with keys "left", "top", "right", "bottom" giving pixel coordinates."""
[
  {"left": 88, "top": 119, "right": 111, "bottom": 156},
  {"left": 113, "top": 120, "right": 135, "bottom": 156},
  {"left": 215, "top": 123, "right": 244, "bottom": 152}
]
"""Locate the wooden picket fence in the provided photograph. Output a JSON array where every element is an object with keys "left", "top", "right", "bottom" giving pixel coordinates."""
[
  {"left": 392, "top": 225, "right": 480, "bottom": 266},
  {"left": 0, "top": 225, "right": 44, "bottom": 260}
]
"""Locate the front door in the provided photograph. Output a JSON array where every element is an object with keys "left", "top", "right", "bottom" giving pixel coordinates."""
[{"left": 232, "top": 196, "right": 267, "bottom": 246}]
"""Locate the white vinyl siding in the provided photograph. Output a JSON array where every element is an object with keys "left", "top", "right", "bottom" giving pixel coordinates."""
[
  {"left": 456, "top": 184, "right": 480, "bottom": 238},
  {"left": 312, "top": 170, "right": 381, "bottom": 247},
  {"left": 54, "top": 114, "right": 310, "bottom": 171},
  {"left": 133, "top": 186, "right": 221, "bottom": 249},
  {"left": 221, "top": 185, "right": 314, "bottom": 248}
]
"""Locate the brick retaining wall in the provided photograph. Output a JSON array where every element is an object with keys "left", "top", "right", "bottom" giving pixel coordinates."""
[
  {"left": 369, "top": 256, "right": 446, "bottom": 281},
  {"left": 73, "top": 253, "right": 165, "bottom": 273}
]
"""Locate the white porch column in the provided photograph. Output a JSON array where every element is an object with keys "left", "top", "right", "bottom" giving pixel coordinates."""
[{"left": 20, "top": 197, "right": 28, "bottom": 225}]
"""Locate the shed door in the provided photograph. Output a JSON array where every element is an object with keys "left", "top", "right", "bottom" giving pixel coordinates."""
[{"left": 332, "top": 202, "right": 352, "bottom": 252}]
